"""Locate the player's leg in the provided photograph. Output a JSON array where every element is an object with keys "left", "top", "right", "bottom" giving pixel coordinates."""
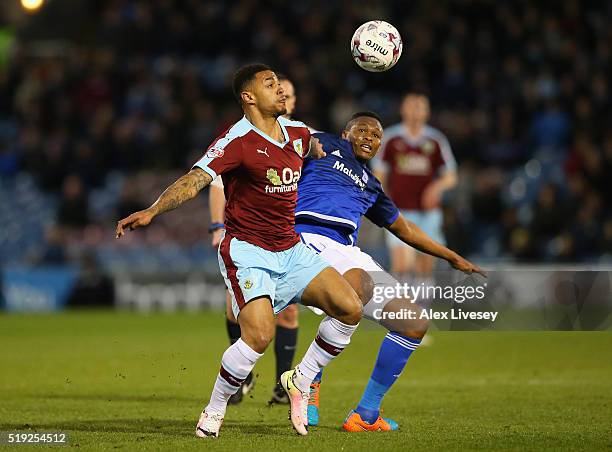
[
  {"left": 288, "top": 266, "right": 362, "bottom": 389},
  {"left": 390, "top": 243, "right": 414, "bottom": 275},
  {"left": 198, "top": 297, "right": 275, "bottom": 437},
  {"left": 225, "top": 291, "right": 238, "bottom": 341},
  {"left": 270, "top": 304, "right": 298, "bottom": 404},
  {"left": 386, "top": 231, "right": 415, "bottom": 281},
  {"left": 302, "top": 267, "right": 372, "bottom": 427},
  {"left": 345, "top": 262, "right": 429, "bottom": 432},
  {"left": 386, "top": 209, "right": 419, "bottom": 281},
  {"left": 275, "top": 242, "right": 362, "bottom": 435},
  {"left": 197, "top": 235, "right": 277, "bottom": 438},
  {"left": 309, "top": 239, "right": 427, "bottom": 432},
  {"left": 224, "top": 291, "right": 255, "bottom": 405},
  {"left": 412, "top": 209, "right": 444, "bottom": 301}
]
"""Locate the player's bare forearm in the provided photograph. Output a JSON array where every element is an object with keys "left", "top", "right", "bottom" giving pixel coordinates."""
[
  {"left": 388, "top": 215, "right": 454, "bottom": 261},
  {"left": 433, "top": 170, "right": 458, "bottom": 192},
  {"left": 209, "top": 184, "right": 226, "bottom": 223},
  {"left": 150, "top": 168, "right": 212, "bottom": 216},
  {"left": 387, "top": 215, "right": 486, "bottom": 276}
]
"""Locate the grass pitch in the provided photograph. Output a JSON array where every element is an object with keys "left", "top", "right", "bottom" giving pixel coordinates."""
[{"left": 1, "top": 310, "right": 611, "bottom": 451}]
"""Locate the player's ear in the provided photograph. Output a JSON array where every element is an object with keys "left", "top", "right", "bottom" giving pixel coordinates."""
[
  {"left": 240, "top": 90, "right": 256, "bottom": 106},
  {"left": 341, "top": 129, "right": 349, "bottom": 139}
]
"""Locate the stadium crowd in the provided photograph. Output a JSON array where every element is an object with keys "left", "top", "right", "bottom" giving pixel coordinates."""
[{"left": 0, "top": 0, "right": 611, "bottom": 269}]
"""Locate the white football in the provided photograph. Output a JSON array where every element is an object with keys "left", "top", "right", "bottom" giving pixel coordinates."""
[{"left": 351, "top": 20, "right": 403, "bottom": 72}]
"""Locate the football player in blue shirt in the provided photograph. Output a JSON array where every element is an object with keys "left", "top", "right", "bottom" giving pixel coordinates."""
[{"left": 293, "top": 111, "right": 484, "bottom": 432}]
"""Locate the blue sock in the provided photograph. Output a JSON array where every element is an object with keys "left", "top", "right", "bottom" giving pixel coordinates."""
[
  {"left": 356, "top": 332, "right": 421, "bottom": 424},
  {"left": 313, "top": 370, "right": 323, "bottom": 383}
]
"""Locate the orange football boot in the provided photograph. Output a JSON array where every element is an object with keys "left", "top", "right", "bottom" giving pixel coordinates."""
[{"left": 342, "top": 410, "right": 398, "bottom": 432}]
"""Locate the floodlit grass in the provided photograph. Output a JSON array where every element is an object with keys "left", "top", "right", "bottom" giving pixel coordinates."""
[{"left": 1, "top": 310, "right": 611, "bottom": 451}]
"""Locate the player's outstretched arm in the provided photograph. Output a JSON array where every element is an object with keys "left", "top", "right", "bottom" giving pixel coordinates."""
[
  {"left": 387, "top": 214, "right": 486, "bottom": 276},
  {"left": 116, "top": 168, "right": 212, "bottom": 238}
]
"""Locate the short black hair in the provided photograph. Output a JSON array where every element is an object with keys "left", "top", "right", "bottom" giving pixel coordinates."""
[
  {"left": 345, "top": 111, "right": 383, "bottom": 129},
  {"left": 276, "top": 73, "right": 289, "bottom": 82},
  {"left": 232, "top": 63, "right": 272, "bottom": 103}
]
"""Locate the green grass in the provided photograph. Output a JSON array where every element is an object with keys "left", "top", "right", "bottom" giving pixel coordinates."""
[{"left": 0, "top": 310, "right": 611, "bottom": 451}]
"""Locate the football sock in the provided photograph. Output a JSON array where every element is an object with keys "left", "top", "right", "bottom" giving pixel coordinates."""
[
  {"left": 356, "top": 332, "right": 421, "bottom": 424},
  {"left": 225, "top": 317, "right": 241, "bottom": 345},
  {"left": 275, "top": 325, "right": 298, "bottom": 382},
  {"left": 313, "top": 370, "right": 323, "bottom": 383},
  {"left": 294, "top": 316, "right": 358, "bottom": 392},
  {"left": 205, "top": 338, "right": 262, "bottom": 416}
]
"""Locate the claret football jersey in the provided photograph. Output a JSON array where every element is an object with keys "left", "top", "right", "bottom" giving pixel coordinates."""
[
  {"left": 374, "top": 124, "right": 456, "bottom": 210},
  {"left": 194, "top": 116, "right": 311, "bottom": 251}
]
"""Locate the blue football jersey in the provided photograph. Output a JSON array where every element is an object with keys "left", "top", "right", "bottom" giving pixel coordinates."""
[{"left": 295, "top": 132, "right": 400, "bottom": 245}]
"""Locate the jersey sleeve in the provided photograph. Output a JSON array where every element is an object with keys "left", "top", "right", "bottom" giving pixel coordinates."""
[
  {"left": 192, "top": 136, "right": 243, "bottom": 179},
  {"left": 210, "top": 175, "right": 224, "bottom": 188},
  {"left": 365, "top": 189, "right": 400, "bottom": 228},
  {"left": 312, "top": 132, "right": 339, "bottom": 153},
  {"left": 435, "top": 133, "right": 457, "bottom": 173}
]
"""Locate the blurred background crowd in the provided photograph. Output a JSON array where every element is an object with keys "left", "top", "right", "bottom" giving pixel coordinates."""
[{"left": 0, "top": 0, "right": 611, "bottom": 282}]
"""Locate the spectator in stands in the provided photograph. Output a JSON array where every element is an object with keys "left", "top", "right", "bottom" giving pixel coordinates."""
[
  {"left": 0, "top": 0, "right": 609, "bottom": 265},
  {"left": 68, "top": 251, "right": 114, "bottom": 307},
  {"left": 56, "top": 174, "right": 89, "bottom": 229}
]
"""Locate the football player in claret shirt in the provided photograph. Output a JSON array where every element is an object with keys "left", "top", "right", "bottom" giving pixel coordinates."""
[
  {"left": 116, "top": 63, "right": 363, "bottom": 438},
  {"left": 374, "top": 93, "right": 458, "bottom": 285},
  {"left": 208, "top": 74, "right": 308, "bottom": 406}
]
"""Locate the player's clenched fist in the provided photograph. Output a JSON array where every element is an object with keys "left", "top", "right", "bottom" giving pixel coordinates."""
[
  {"left": 308, "top": 137, "right": 326, "bottom": 159},
  {"left": 116, "top": 209, "right": 155, "bottom": 238}
]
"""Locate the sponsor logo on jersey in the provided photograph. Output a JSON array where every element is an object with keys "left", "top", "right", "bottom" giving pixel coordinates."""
[
  {"left": 331, "top": 149, "right": 343, "bottom": 158},
  {"left": 257, "top": 147, "right": 269, "bottom": 157},
  {"left": 293, "top": 138, "right": 303, "bottom": 157},
  {"left": 333, "top": 160, "right": 366, "bottom": 191},
  {"left": 243, "top": 279, "right": 253, "bottom": 290},
  {"left": 362, "top": 170, "right": 369, "bottom": 184},
  {"left": 266, "top": 169, "right": 283, "bottom": 186},
  {"left": 422, "top": 140, "right": 435, "bottom": 154},
  {"left": 265, "top": 167, "right": 301, "bottom": 194},
  {"left": 206, "top": 147, "right": 224, "bottom": 158},
  {"left": 396, "top": 154, "right": 431, "bottom": 175}
]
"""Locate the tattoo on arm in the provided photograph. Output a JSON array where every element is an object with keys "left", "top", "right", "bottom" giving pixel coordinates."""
[{"left": 150, "top": 168, "right": 212, "bottom": 216}]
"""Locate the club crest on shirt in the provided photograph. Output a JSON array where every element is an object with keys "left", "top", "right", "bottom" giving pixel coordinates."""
[
  {"left": 243, "top": 279, "right": 253, "bottom": 290},
  {"left": 362, "top": 170, "right": 369, "bottom": 184},
  {"left": 422, "top": 140, "right": 435, "bottom": 154},
  {"left": 266, "top": 169, "right": 283, "bottom": 186},
  {"left": 206, "top": 147, "right": 224, "bottom": 158},
  {"left": 292, "top": 139, "right": 303, "bottom": 157}
]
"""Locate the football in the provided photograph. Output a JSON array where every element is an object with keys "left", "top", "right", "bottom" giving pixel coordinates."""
[{"left": 351, "top": 20, "right": 403, "bottom": 72}]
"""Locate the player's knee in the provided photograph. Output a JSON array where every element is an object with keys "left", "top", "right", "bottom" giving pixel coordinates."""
[
  {"left": 343, "top": 269, "right": 374, "bottom": 306},
  {"left": 342, "top": 291, "right": 363, "bottom": 325},
  {"left": 241, "top": 324, "right": 275, "bottom": 353},
  {"left": 355, "top": 272, "right": 374, "bottom": 306},
  {"left": 277, "top": 305, "right": 298, "bottom": 328},
  {"left": 246, "top": 331, "right": 274, "bottom": 353},
  {"left": 393, "top": 319, "right": 429, "bottom": 339}
]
